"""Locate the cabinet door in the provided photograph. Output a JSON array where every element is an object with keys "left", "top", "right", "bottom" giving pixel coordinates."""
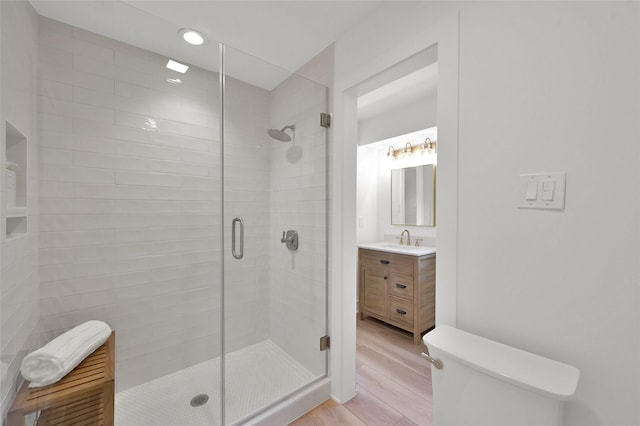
[{"left": 362, "top": 266, "right": 388, "bottom": 317}]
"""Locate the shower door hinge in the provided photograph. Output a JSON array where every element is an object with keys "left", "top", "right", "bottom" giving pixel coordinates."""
[
  {"left": 320, "top": 113, "right": 332, "bottom": 128},
  {"left": 320, "top": 335, "right": 330, "bottom": 351}
]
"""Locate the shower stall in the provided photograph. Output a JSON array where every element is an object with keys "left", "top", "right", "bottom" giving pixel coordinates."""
[{"left": 1, "top": 2, "right": 328, "bottom": 425}]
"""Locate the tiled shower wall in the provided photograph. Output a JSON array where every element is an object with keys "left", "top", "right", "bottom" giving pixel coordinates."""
[
  {"left": 0, "top": 1, "right": 40, "bottom": 419},
  {"left": 25, "top": 12, "right": 321, "bottom": 398},
  {"left": 268, "top": 74, "right": 328, "bottom": 376},
  {"left": 36, "top": 17, "right": 225, "bottom": 391}
]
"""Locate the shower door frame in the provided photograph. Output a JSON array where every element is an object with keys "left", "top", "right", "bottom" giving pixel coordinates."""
[{"left": 218, "top": 43, "right": 330, "bottom": 426}]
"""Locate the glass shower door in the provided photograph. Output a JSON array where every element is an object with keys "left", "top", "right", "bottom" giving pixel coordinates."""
[{"left": 221, "top": 45, "right": 329, "bottom": 425}]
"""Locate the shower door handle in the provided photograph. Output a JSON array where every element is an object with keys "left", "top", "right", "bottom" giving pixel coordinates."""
[{"left": 232, "top": 217, "right": 244, "bottom": 260}]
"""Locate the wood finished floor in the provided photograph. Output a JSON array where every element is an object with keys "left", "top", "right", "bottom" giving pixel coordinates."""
[{"left": 290, "top": 317, "right": 434, "bottom": 426}]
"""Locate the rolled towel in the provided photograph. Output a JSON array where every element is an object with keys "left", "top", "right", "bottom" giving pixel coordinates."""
[{"left": 21, "top": 320, "right": 111, "bottom": 388}]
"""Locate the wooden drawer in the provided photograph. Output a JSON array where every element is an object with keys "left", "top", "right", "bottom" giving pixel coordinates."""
[
  {"left": 359, "top": 249, "right": 414, "bottom": 276},
  {"left": 388, "top": 297, "right": 414, "bottom": 328},
  {"left": 388, "top": 272, "right": 414, "bottom": 300}
]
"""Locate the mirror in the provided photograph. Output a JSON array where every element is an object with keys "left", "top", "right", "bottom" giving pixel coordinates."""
[{"left": 391, "top": 164, "right": 435, "bottom": 226}]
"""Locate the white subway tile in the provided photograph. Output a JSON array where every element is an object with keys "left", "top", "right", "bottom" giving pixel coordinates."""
[
  {"left": 102, "top": 214, "right": 151, "bottom": 229},
  {"left": 149, "top": 214, "right": 216, "bottom": 228},
  {"left": 40, "top": 164, "right": 115, "bottom": 184},
  {"left": 148, "top": 187, "right": 215, "bottom": 201},
  {"left": 39, "top": 46, "right": 73, "bottom": 72},
  {"left": 38, "top": 78, "right": 73, "bottom": 101},
  {"left": 40, "top": 280, "right": 75, "bottom": 299},
  {"left": 113, "top": 200, "right": 182, "bottom": 214},
  {"left": 116, "top": 111, "right": 217, "bottom": 141},
  {"left": 112, "top": 270, "right": 151, "bottom": 288},
  {"left": 149, "top": 239, "right": 216, "bottom": 255},
  {"left": 39, "top": 96, "right": 115, "bottom": 123},
  {"left": 38, "top": 231, "right": 71, "bottom": 249},
  {"left": 39, "top": 264, "right": 74, "bottom": 283},
  {"left": 39, "top": 147, "right": 73, "bottom": 166},
  {"left": 71, "top": 230, "right": 116, "bottom": 246},
  {"left": 72, "top": 215, "right": 106, "bottom": 230},
  {"left": 72, "top": 245, "right": 112, "bottom": 263},
  {"left": 39, "top": 62, "right": 114, "bottom": 94},
  {"left": 73, "top": 262, "right": 110, "bottom": 279},
  {"left": 115, "top": 228, "right": 182, "bottom": 243},
  {"left": 74, "top": 184, "right": 150, "bottom": 200},
  {"left": 39, "top": 181, "right": 75, "bottom": 198},
  {"left": 72, "top": 55, "right": 116, "bottom": 80},
  {"left": 39, "top": 215, "right": 74, "bottom": 232},
  {"left": 116, "top": 141, "right": 180, "bottom": 161},
  {"left": 38, "top": 16, "right": 73, "bottom": 36},
  {"left": 40, "top": 28, "right": 114, "bottom": 63},
  {"left": 72, "top": 135, "right": 118, "bottom": 154},
  {"left": 39, "top": 113, "right": 73, "bottom": 132},
  {"left": 115, "top": 171, "right": 182, "bottom": 187},
  {"left": 39, "top": 248, "right": 74, "bottom": 265},
  {"left": 73, "top": 119, "right": 209, "bottom": 151},
  {"left": 40, "top": 198, "right": 113, "bottom": 215},
  {"left": 74, "top": 275, "right": 112, "bottom": 292}
]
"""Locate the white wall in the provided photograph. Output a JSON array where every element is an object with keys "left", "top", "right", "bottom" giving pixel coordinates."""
[
  {"left": 0, "top": 1, "right": 40, "bottom": 420},
  {"left": 358, "top": 96, "right": 437, "bottom": 147},
  {"left": 335, "top": 2, "right": 640, "bottom": 425},
  {"left": 36, "top": 16, "right": 223, "bottom": 391},
  {"left": 455, "top": 4, "right": 640, "bottom": 425}
]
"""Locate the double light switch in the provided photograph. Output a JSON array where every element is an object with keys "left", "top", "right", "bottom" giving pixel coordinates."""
[{"left": 519, "top": 172, "right": 566, "bottom": 210}]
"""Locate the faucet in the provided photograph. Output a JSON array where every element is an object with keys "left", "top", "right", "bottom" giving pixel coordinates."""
[{"left": 400, "top": 229, "right": 411, "bottom": 246}]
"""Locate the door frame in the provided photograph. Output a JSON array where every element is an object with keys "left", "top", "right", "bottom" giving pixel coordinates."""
[{"left": 329, "top": 7, "right": 460, "bottom": 403}]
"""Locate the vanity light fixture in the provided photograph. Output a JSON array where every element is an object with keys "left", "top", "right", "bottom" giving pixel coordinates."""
[
  {"left": 166, "top": 59, "right": 189, "bottom": 74},
  {"left": 386, "top": 138, "right": 437, "bottom": 159},
  {"left": 178, "top": 28, "right": 205, "bottom": 46},
  {"left": 422, "top": 137, "right": 436, "bottom": 153},
  {"left": 404, "top": 142, "right": 413, "bottom": 155}
]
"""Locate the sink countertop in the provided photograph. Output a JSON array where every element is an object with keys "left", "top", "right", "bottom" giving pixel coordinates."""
[{"left": 358, "top": 242, "right": 436, "bottom": 257}]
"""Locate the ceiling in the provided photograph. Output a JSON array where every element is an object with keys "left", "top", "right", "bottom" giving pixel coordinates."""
[
  {"left": 29, "top": 1, "right": 438, "bottom": 120},
  {"left": 357, "top": 62, "right": 438, "bottom": 122},
  {"left": 30, "top": 0, "right": 385, "bottom": 89}
]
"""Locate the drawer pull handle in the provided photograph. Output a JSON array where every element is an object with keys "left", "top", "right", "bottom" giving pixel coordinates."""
[
  {"left": 384, "top": 276, "right": 387, "bottom": 280},
  {"left": 380, "top": 260, "right": 390, "bottom": 264},
  {"left": 395, "top": 308, "right": 407, "bottom": 315},
  {"left": 395, "top": 283, "right": 407, "bottom": 289}
]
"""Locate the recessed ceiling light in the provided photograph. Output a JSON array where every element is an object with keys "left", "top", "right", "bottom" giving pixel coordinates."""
[
  {"left": 178, "top": 28, "right": 205, "bottom": 46},
  {"left": 166, "top": 60, "right": 189, "bottom": 74}
]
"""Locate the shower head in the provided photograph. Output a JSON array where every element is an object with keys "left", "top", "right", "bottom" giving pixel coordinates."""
[{"left": 267, "top": 124, "right": 295, "bottom": 142}]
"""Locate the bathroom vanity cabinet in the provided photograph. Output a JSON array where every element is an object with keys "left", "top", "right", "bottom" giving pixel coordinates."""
[{"left": 358, "top": 248, "right": 435, "bottom": 344}]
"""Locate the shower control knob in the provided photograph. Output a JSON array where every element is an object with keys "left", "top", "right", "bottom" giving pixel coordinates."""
[{"left": 280, "top": 230, "right": 299, "bottom": 250}]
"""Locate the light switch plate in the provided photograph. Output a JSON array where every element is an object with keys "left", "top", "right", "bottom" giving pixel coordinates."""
[{"left": 518, "top": 172, "right": 566, "bottom": 210}]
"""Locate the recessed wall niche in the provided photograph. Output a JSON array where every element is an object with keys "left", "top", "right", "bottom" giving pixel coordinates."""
[{"left": 5, "top": 121, "right": 27, "bottom": 240}]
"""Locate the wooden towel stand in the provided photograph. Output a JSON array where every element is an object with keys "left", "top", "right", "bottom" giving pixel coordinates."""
[{"left": 7, "top": 331, "right": 115, "bottom": 426}]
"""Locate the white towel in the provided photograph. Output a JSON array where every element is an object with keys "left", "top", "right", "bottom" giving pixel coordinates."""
[{"left": 20, "top": 320, "right": 111, "bottom": 388}]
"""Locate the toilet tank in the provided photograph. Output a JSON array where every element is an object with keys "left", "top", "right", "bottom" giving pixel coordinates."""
[{"left": 423, "top": 326, "right": 580, "bottom": 426}]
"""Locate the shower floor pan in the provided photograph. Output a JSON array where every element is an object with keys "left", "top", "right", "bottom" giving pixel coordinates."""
[{"left": 115, "top": 340, "right": 315, "bottom": 425}]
